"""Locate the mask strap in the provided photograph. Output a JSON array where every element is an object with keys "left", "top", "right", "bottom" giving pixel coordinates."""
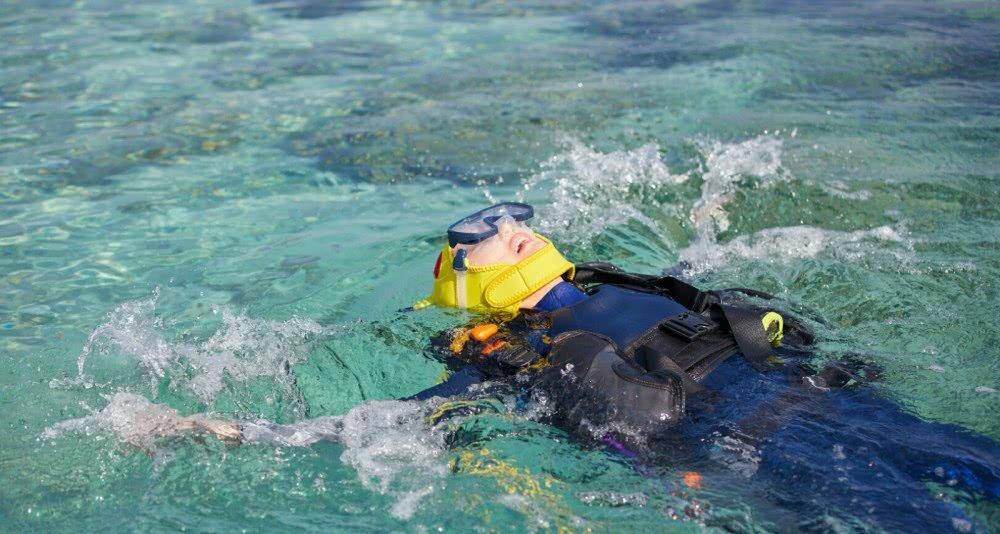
[{"left": 484, "top": 238, "right": 575, "bottom": 309}]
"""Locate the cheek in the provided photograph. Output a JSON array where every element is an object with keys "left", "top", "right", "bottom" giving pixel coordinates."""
[
  {"left": 466, "top": 241, "right": 513, "bottom": 265},
  {"left": 493, "top": 244, "right": 524, "bottom": 264},
  {"left": 465, "top": 234, "right": 539, "bottom": 266}
]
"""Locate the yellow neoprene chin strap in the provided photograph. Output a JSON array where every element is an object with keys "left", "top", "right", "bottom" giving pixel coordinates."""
[
  {"left": 415, "top": 233, "right": 575, "bottom": 314},
  {"left": 483, "top": 241, "right": 575, "bottom": 309}
]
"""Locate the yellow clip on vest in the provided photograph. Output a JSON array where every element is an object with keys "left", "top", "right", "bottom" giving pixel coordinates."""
[{"left": 414, "top": 233, "right": 575, "bottom": 315}]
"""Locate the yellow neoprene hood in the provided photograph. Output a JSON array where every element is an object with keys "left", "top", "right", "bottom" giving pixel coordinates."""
[{"left": 414, "top": 233, "right": 575, "bottom": 315}]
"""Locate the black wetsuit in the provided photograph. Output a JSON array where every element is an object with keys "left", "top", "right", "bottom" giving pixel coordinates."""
[{"left": 412, "top": 269, "right": 999, "bottom": 531}]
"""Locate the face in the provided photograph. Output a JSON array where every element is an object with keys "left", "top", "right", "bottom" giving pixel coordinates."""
[{"left": 459, "top": 218, "right": 545, "bottom": 266}]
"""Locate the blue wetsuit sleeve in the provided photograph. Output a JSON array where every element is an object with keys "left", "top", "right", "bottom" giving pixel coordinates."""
[{"left": 405, "top": 365, "right": 485, "bottom": 401}]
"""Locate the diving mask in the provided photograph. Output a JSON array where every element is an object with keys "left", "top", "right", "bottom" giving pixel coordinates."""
[
  {"left": 415, "top": 203, "right": 575, "bottom": 314},
  {"left": 447, "top": 202, "right": 534, "bottom": 246}
]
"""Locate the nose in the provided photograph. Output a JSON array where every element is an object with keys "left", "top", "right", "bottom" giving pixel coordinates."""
[{"left": 496, "top": 218, "right": 518, "bottom": 235}]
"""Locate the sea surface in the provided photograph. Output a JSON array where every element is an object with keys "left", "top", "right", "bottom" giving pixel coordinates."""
[{"left": 1, "top": 0, "right": 998, "bottom": 531}]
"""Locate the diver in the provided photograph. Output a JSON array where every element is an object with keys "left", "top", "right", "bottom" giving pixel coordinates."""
[
  {"left": 407, "top": 202, "right": 862, "bottom": 421},
  {"left": 407, "top": 202, "right": 999, "bottom": 531},
  {"left": 131, "top": 202, "right": 997, "bottom": 531}
]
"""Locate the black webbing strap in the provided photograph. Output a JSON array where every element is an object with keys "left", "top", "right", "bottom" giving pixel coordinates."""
[
  {"left": 575, "top": 262, "right": 777, "bottom": 371},
  {"left": 717, "top": 304, "right": 772, "bottom": 371},
  {"left": 642, "top": 350, "right": 705, "bottom": 394},
  {"left": 574, "top": 262, "right": 713, "bottom": 312}
]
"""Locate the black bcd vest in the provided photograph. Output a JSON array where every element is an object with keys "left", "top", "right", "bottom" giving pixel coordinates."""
[{"left": 525, "top": 262, "right": 814, "bottom": 435}]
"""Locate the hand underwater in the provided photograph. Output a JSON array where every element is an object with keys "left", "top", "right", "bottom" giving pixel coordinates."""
[
  {"left": 187, "top": 417, "right": 243, "bottom": 442},
  {"left": 130, "top": 405, "right": 243, "bottom": 443}
]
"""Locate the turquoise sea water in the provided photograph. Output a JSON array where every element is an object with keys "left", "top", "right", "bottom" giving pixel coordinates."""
[{"left": 2, "top": 0, "right": 998, "bottom": 531}]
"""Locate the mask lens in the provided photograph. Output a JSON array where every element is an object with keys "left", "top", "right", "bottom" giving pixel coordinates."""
[{"left": 447, "top": 202, "right": 533, "bottom": 246}]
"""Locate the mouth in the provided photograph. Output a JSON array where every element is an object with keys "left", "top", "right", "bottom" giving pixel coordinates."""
[{"left": 511, "top": 232, "right": 535, "bottom": 255}]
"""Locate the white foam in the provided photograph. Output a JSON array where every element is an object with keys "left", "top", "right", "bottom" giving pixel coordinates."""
[
  {"left": 712, "top": 430, "right": 761, "bottom": 478},
  {"left": 50, "top": 291, "right": 325, "bottom": 410},
  {"left": 678, "top": 224, "right": 912, "bottom": 274},
  {"left": 815, "top": 180, "right": 872, "bottom": 201},
  {"left": 577, "top": 491, "right": 649, "bottom": 507},
  {"left": 497, "top": 493, "right": 586, "bottom": 530}
]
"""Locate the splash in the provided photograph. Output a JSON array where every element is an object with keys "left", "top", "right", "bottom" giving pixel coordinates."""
[
  {"left": 523, "top": 135, "right": 785, "bottom": 248},
  {"left": 243, "top": 399, "right": 449, "bottom": 519},
  {"left": 526, "top": 134, "right": 912, "bottom": 273},
  {"left": 185, "top": 307, "right": 324, "bottom": 405},
  {"left": 50, "top": 290, "right": 326, "bottom": 410},
  {"left": 678, "top": 138, "right": 913, "bottom": 272},
  {"left": 521, "top": 138, "right": 689, "bottom": 243},
  {"left": 689, "top": 136, "right": 785, "bottom": 240}
]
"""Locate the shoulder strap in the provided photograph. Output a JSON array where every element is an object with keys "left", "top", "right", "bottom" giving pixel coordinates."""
[
  {"left": 573, "top": 262, "right": 713, "bottom": 312},
  {"left": 575, "top": 261, "right": 779, "bottom": 371},
  {"left": 716, "top": 303, "right": 772, "bottom": 371}
]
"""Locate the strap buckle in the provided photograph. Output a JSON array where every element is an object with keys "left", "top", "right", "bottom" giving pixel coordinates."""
[{"left": 660, "top": 312, "right": 714, "bottom": 341}]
